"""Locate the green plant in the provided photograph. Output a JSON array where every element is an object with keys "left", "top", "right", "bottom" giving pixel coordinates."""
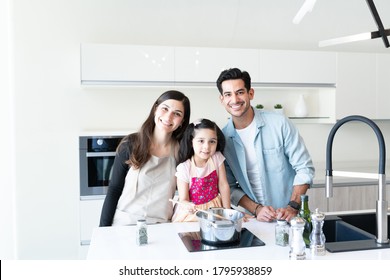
[
  {"left": 274, "top": 104, "right": 283, "bottom": 109},
  {"left": 255, "top": 104, "right": 264, "bottom": 109}
]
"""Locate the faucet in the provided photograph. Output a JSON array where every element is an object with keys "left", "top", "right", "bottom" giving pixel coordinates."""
[{"left": 325, "top": 115, "right": 389, "bottom": 244}]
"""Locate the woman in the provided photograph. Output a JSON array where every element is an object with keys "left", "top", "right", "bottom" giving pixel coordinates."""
[{"left": 99, "top": 90, "right": 191, "bottom": 226}]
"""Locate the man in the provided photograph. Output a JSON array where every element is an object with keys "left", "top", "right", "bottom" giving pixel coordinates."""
[{"left": 216, "top": 68, "right": 315, "bottom": 222}]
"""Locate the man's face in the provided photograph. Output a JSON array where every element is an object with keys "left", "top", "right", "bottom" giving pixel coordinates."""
[{"left": 219, "top": 79, "right": 254, "bottom": 118}]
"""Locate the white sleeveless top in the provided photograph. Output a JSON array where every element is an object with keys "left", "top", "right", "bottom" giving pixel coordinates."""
[{"left": 112, "top": 144, "right": 176, "bottom": 226}]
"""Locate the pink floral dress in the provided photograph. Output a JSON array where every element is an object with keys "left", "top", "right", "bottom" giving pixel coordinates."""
[{"left": 172, "top": 155, "right": 223, "bottom": 222}]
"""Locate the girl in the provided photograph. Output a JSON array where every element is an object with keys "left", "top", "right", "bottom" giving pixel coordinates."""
[
  {"left": 172, "top": 118, "right": 231, "bottom": 222},
  {"left": 99, "top": 90, "right": 191, "bottom": 226}
]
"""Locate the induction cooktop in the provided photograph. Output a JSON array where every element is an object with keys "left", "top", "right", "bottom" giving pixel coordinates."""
[{"left": 178, "top": 228, "right": 265, "bottom": 252}]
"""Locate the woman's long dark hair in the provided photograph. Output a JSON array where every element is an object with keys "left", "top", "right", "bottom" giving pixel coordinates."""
[
  {"left": 178, "top": 118, "right": 225, "bottom": 164},
  {"left": 125, "top": 90, "right": 191, "bottom": 169}
]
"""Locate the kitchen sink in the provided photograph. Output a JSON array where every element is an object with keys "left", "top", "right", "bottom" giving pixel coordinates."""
[
  {"left": 324, "top": 214, "right": 390, "bottom": 253},
  {"left": 334, "top": 212, "right": 390, "bottom": 236},
  {"left": 323, "top": 216, "right": 375, "bottom": 242}
]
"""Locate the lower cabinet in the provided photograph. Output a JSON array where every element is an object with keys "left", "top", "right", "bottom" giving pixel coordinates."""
[
  {"left": 79, "top": 198, "right": 104, "bottom": 259},
  {"left": 307, "top": 184, "right": 390, "bottom": 212},
  {"left": 80, "top": 198, "right": 104, "bottom": 245},
  {"left": 306, "top": 187, "right": 327, "bottom": 212}
]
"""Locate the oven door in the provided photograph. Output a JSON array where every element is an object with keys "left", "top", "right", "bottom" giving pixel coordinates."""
[{"left": 80, "top": 150, "right": 116, "bottom": 197}]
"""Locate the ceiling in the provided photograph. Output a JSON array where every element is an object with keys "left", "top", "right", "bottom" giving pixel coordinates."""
[{"left": 113, "top": 0, "right": 390, "bottom": 53}]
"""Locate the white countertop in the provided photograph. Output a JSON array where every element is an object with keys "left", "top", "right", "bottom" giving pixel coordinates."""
[{"left": 87, "top": 217, "right": 390, "bottom": 260}]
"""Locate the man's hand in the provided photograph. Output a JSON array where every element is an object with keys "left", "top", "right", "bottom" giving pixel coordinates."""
[
  {"left": 276, "top": 207, "right": 299, "bottom": 222},
  {"left": 255, "top": 205, "right": 277, "bottom": 222}
]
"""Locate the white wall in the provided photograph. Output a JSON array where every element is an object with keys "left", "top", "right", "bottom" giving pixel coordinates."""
[
  {"left": 0, "top": 0, "right": 16, "bottom": 260},
  {"left": 3, "top": 0, "right": 390, "bottom": 259}
]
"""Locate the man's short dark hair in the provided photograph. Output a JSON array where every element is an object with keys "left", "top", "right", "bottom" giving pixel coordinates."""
[{"left": 216, "top": 68, "right": 251, "bottom": 94}]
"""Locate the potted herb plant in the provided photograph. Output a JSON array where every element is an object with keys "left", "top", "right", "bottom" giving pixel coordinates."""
[
  {"left": 255, "top": 104, "right": 264, "bottom": 111},
  {"left": 274, "top": 104, "right": 284, "bottom": 114}
]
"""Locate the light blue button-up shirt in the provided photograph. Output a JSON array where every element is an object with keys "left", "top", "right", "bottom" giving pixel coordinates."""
[{"left": 222, "top": 108, "right": 315, "bottom": 209}]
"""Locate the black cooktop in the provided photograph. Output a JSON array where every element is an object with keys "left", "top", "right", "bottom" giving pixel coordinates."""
[{"left": 178, "top": 228, "right": 265, "bottom": 252}]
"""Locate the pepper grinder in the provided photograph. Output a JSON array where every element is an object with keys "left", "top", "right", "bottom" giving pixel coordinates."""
[
  {"left": 289, "top": 216, "right": 306, "bottom": 260},
  {"left": 310, "top": 208, "right": 326, "bottom": 256}
]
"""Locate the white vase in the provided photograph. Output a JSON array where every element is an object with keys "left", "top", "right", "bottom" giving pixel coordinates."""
[{"left": 294, "top": 94, "right": 308, "bottom": 117}]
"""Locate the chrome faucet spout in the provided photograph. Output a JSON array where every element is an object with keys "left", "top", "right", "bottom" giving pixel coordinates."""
[{"left": 325, "top": 115, "right": 388, "bottom": 244}]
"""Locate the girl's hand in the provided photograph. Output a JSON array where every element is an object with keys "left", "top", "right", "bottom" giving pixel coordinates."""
[{"left": 182, "top": 201, "right": 196, "bottom": 213}]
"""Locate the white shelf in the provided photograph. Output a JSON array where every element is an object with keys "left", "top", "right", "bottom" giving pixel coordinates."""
[
  {"left": 254, "top": 87, "right": 336, "bottom": 124},
  {"left": 289, "top": 117, "right": 336, "bottom": 124}
]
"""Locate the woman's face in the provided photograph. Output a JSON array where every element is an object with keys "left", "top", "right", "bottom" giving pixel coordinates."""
[{"left": 154, "top": 99, "right": 185, "bottom": 134}]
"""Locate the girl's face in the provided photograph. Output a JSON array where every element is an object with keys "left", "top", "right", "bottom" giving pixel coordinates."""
[
  {"left": 192, "top": 128, "right": 218, "bottom": 163},
  {"left": 154, "top": 99, "right": 185, "bottom": 134}
]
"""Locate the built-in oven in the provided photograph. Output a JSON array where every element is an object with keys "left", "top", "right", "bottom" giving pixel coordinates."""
[{"left": 79, "top": 135, "right": 124, "bottom": 198}]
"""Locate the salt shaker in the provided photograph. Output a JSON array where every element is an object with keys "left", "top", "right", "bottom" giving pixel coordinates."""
[
  {"left": 310, "top": 208, "right": 326, "bottom": 256},
  {"left": 275, "top": 219, "right": 289, "bottom": 246},
  {"left": 289, "top": 216, "right": 306, "bottom": 260},
  {"left": 136, "top": 219, "right": 148, "bottom": 246}
]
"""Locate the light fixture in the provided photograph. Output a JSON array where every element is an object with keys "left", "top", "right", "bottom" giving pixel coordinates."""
[
  {"left": 319, "top": 29, "right": 390, "bottom": 48},
  {"left": 319, "top": 0, "right": 389, "bottom": 48},
  {"left": 293, "top": 0, "right": 317, "bottom": 24}
]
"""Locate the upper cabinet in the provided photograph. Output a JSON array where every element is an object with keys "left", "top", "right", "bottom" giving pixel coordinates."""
[
  {"left": 80, "top": 44, "right": 175, "bottom": 85},
  {"left": 375, "top": 54, "right": 390, "bottom": 119},
  {"left": 258, "top": 50, "right": 337, "bottom": 85},
  {"left": 174, "top": 47, "right": 259, "bottom": 84},
  {"left": 336, "top": 52, "right": 390, "bottom": 120},
  {"left": 80, "top": 44, "right": 337, "bottom": 86},
  {"left": 335, "top": 53, "right": 376, "bottom": 119}
]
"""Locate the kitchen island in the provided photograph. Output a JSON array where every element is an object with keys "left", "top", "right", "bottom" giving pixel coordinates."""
[{"left": 87, "top": 216, "right": 390, "bottom": 260}]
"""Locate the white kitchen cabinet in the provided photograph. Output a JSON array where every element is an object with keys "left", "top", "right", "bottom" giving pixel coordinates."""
[
  {"left": 308, "top": 184, "right": 390, "bottom": 212},
  {"left": 336, "top": 53, "right": 390, "bottom": 120},
  {"left": 258, "top": 50, "right": 337, "bottom": 84},
  {"left": 375, "top": 54, "right": 390, "bottom": 119},
  {"left": 327, "top": 184, "right": 390, "bottom": 212},
  {"left": 306, "top": 187, "right": 327, "bottom": 212},
  {"left": 81, "top": 44, "right": 338, "bottom": 87},
  {"left": 80, "top": 44, "right": 175, "bottom": 85},
  {"left": 335, "top": 52, "right": 377, "bottom": 119},
  {"left": 174, "top": 47, "right": 259, "bottom": 83},
  {"left": 79, "top": 198, "right": 104, "bottom": 246}
]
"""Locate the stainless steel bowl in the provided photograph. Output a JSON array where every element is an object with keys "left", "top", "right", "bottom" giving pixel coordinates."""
[{"left": 196, "top": 208, "right": 244, "bottom": 245}]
